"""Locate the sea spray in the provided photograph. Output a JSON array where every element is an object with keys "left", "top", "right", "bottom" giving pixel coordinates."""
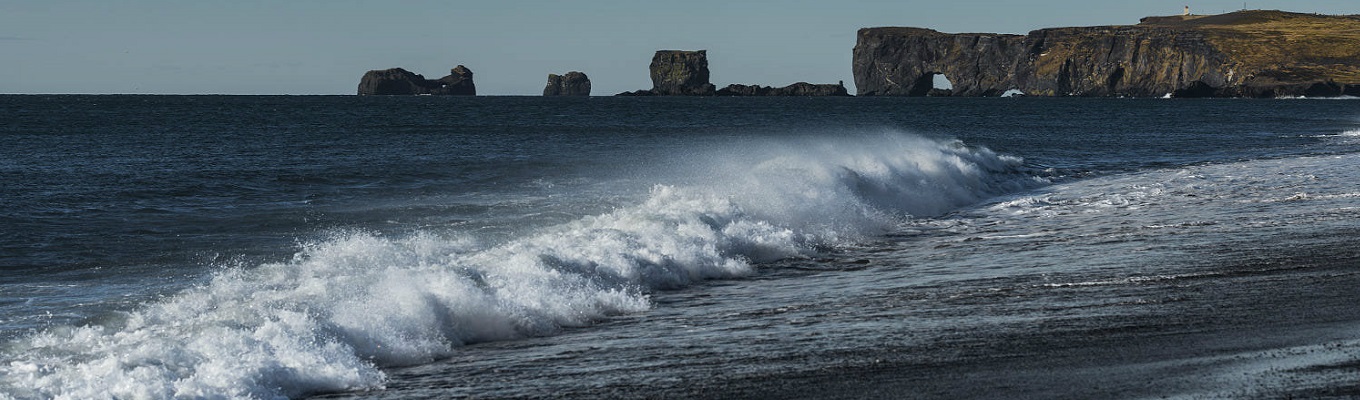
[
  {"left": 0, "top": 132, "right": 1038, "bottom": 399},
  {"left": 682, "top": 133, "right": 1038, "bottom": 235}
]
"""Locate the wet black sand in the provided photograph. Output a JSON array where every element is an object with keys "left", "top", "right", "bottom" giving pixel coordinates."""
[
  {"left": 315, "top": 233, "right": 1360, "bottom": 399},
  {"left": 586, "top": 241, "right": 1360, "bottom": 399}
]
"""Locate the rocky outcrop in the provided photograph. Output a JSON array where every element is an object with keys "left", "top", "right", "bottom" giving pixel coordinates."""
[
  {"left": 357, "top": 65, "right": 475, "bottom": 95},
  {"left": 357, "top": 68, "right": 433, "bottom": 96},
  {"left": 438, "top": 65, "right": 476, "bottom": 95},
  {"left": 544, "top": 71, "right": 591, "bottom": 96},
  {"left": 619, "top": 50, "right": 848, "bottom": 96},
  {"left": 650, "top": 50, "right": 716, "bottom": 95},
  {"left": 716, "top": 82, "right": 851, "bottom": 96},
  {"left": 614, "top": 89, "right": 656, "bottom": 96},
  {"left": 854, "top": 28, "right": 1027, "bottom": 97},
  {"left": 854, "top": 10, "right": 1360, "bottom": 97},
  {"left": 616, "top": 50, "right": 716, "bottom": 96}
]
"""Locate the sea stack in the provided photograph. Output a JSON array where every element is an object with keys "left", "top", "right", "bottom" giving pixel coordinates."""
[
  {"left": 544, "top": 71, "right": 591, "bottom": 96},
  {"left": 438, "top": 65, "right": 476, "bottom": 95},
  {"left": 852, "top": 10, "right": 1360, "bottom": 97},
  {"left": 649, "top": 50, "right": 716, "bottom": 96},
  {"left": 357, "top": 65, "right": 476, "bottom": 95},
  {"left": 618, "top": 50, "right": 848, "bottom": 96}
]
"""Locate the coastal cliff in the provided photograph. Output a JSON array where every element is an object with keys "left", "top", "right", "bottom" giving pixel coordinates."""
[
  {"left": 357, "top": 65, "right": 475, "bottom": 95},
  {"left": 853, "top": 10, "right": 1360, "bottom": 97}
]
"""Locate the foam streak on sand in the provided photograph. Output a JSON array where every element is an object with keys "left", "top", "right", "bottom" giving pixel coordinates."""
[{"left": 0, "top": 133, "right": 1035, "bottom": 399}]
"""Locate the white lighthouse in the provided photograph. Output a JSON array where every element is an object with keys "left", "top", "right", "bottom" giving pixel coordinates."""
[{"left": 1184, "top": 5, "right": 1191, "bottom": 16}]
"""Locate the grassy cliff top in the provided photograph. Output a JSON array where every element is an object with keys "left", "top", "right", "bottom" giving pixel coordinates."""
[{"left": 1139, "top": 10, "right": 1360, "bottom": 83}]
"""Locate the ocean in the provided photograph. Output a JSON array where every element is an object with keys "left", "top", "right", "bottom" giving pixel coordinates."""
[{"left": 2, "top": 95, "right": 1359, "bottom": 399}]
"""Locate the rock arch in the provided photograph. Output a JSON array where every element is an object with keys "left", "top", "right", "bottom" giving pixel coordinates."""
[
  {"left": 853, "top": 28, "right": 1028, "bottom": 96},
  {"left": 907, "top": 72, "right": 955, "bottom": 96}
]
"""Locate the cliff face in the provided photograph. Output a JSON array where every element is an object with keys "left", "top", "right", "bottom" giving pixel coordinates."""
[
  {"left": 1015, "top": 26, "right": 1234, "bottom": 97},
  {"left": 357, "top": 65, "right": 475, "bottom": 95},
  {"left": 854, "top": 10, "right": 1360, "bottom": 97},
  {"left": 853, "top": 28, "right": 1026, "bottom": 96},
  {"left": 544, "top": 71, "right": 591, "bottom": 96}
]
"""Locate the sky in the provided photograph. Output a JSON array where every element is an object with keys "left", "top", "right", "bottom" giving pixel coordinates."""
[{"left": 3, "top": 0, "right": 1358, "bottom": 95}]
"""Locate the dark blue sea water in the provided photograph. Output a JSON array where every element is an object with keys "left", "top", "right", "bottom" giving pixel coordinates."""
[{"left": 2, "top": 95, "right": 1360, "bottom": 399}]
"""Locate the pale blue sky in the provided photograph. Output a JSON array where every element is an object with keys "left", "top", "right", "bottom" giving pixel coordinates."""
[{"left": 3, "top": 1, "right": 1357, "bottom": 95}]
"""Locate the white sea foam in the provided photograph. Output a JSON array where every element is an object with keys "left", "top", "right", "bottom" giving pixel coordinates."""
[
  {"left": 1310, "top": 128, "right": 1360, "bottom": 138},
  {"left": 1278, "top": 95, "right": 1360, "bottom": 100},
  {"left": 0, "top": 132, "right": 1035, "bottom": 399}
]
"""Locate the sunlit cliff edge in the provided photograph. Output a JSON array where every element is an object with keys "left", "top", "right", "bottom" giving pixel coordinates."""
[{"left": 853, "top": 10, "right": 1360, "bottom": 97}]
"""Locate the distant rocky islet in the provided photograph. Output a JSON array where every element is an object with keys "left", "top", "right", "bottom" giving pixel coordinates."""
[
  {"left": 358, "top": 50, "right": 848, "bottom": 97},
  {"left": 357, "top": 65, "right": 475, "bottom": 96},
  {"left": 543, "top": 71, "right": 591, "bottom": 96},
  {"left": 358, "top": 10, "right": 1360, "bottom": 98}
]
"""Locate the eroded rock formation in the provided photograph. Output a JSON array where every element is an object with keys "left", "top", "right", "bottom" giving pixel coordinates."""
[
  {"left": 853, "top": 10, "right": 1360, "bottom": 97},
  {"left": 618, "top": 50, "right": 847, "bottom": 96},
  {"left": 357, "top": 65, "right": 475, "bottom": 95},
  {"left": 648, "top": 50, "right": 716, "bottom": 96},
  {"left": 544, "top": 71, "right": 591, "bottom": 96},
  {"left": 716, "top": 82, "right": 851, "bottom": 96},
  {"left": 614, "top": 89, "right": 656, "bottom": 96}
]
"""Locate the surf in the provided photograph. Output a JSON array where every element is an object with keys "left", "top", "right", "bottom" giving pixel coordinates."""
[{"left": 0, "top": 131, "right": 1042, "bottom": 399}]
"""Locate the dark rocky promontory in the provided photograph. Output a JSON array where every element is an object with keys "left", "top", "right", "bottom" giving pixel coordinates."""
[
  {"left": 716, "top": 82, "right": 850, "bottom": 96},
  {"left": 853, "top": 10, "right": 1360, "bottom": 97},
  {"left": 543, "top": 71, "right": 591, "bottom": 96},
  {"left": 357, "top": 65, "right": 476, "bottom": 95}
]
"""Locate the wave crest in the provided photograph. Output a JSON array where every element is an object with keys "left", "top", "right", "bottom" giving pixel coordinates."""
[{"left": 1, "top": 132, "right": 1039, "bottom": 398}]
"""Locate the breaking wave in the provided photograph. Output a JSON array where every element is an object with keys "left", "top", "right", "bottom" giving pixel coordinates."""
[{"left": 0, "top": 132, "right": 1042, "bottom": 399}]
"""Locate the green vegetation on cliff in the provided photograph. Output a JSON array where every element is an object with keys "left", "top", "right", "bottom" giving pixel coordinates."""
[
  {"left": 1141, "top": 11, "right": 1360, "bottom": 85},
  {"left": 854, "top": 10, "right": 1360, "bottom": 97}
]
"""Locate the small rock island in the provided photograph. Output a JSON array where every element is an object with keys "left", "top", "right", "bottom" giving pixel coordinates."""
[
  {"left": 357, "top": 65, "right": 476, "bottom": 95},
  {"left": 716, "top": 82, "right": 849, "bottom": 96},
  {"left": 617, "top": 50, "right": 717, "bottom": 96},
  {"left": 617, "top": 50, "right": 849, "bottom": 96},
  {"left": 853, "top": 10, "right": 1360, "bottom": 97},
  {"left": 543, "top": 72, "right": 591, "bottom": 96}
]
